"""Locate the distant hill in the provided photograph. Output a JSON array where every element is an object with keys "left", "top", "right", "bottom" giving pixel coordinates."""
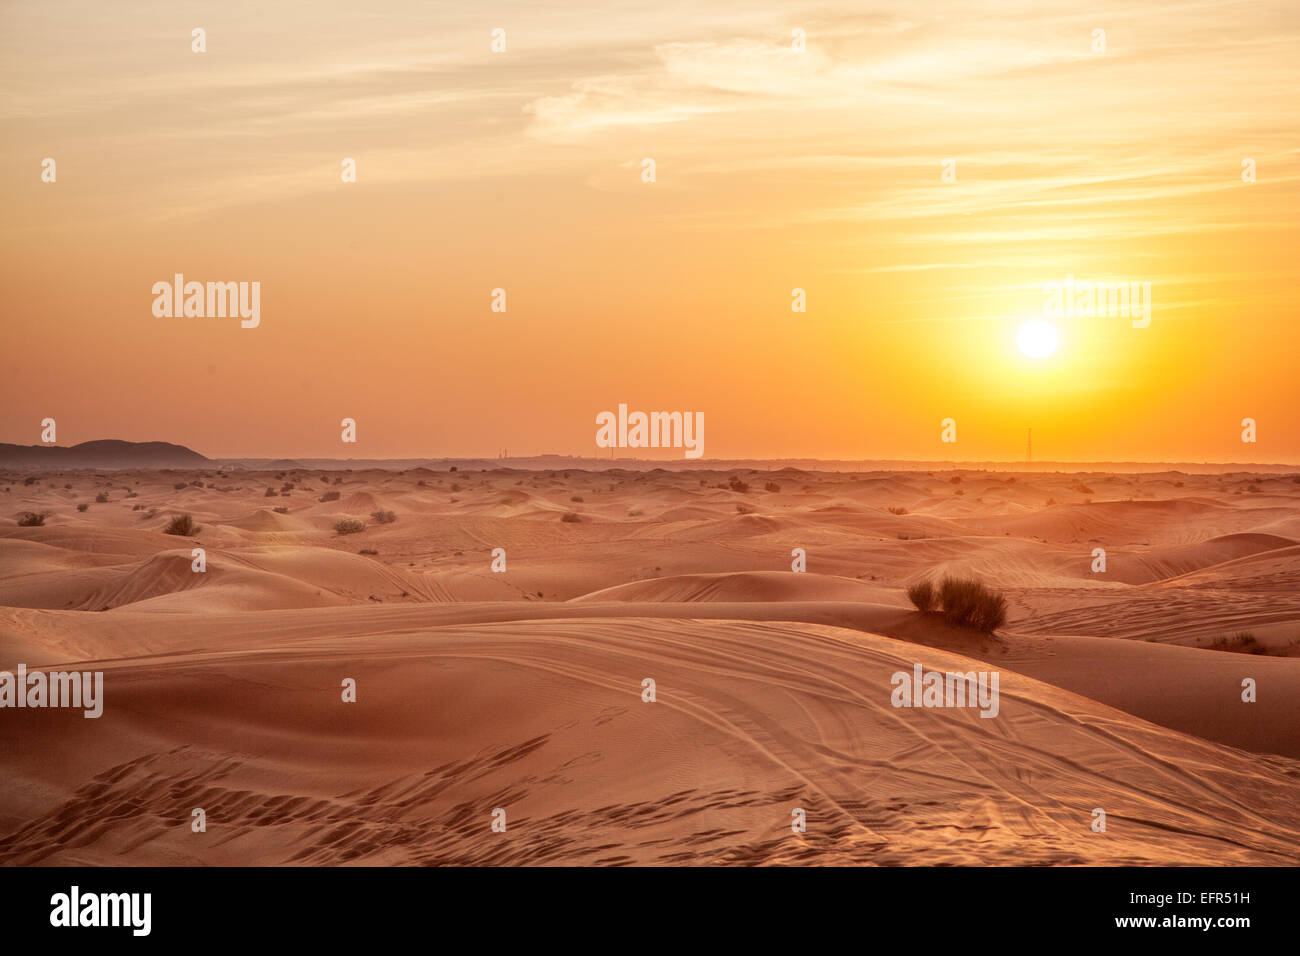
[{"left": 0, "top": 440, "right": 210, "bottom": 470}]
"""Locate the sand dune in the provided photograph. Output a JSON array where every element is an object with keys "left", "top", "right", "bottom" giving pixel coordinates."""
[
  {"left": 2, "top": 465, "right": 1299, "bottom": 865},
  {"left": 2, "top": 618, "right": 1297, "bottom": 866}
]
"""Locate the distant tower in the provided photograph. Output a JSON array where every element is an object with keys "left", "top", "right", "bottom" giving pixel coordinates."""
[{"left": 1027, "top": 428, "right": 1032, "bottom": 463}]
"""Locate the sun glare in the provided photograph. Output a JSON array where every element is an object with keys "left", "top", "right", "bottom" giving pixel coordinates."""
[{"left": 1017, "top": 319, "right": 1059, "bottom": 359}]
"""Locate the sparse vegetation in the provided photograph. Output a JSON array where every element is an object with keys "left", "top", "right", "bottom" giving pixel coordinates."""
[
  {"left": 887, "top": 506, "right": 908, "bottom": 515},
  {"left": 937, "top": 576, "right": 1007, "bottom": 632},
  {"left": 728, "top": 476, "right": 750, "bottom": 493},
  {"left": 1208, "top": 632, "right": 1267, "bottom": 655},
  {"left": 95, "top": 492, "right": 109, "bottom": 503},
  {"left": 906, "top": 580, "right": 936, "bottom": 613},
  {"left": 359, "top": 548, "right": 378, "bottom": 555},
  {"left": 17, "top": 510, "right": 51, "bottom": 526},
  {"left": 570, "top": 495, "right": 584, "bottom": 502},
  {"left": 560, "top": 511, "right": 582, "bottom": 523},
  {"left": 370, "top": 509, "right": 396, "bottom": 524},
  {"left": 319, "top": 490, "right": 341, "bottom": 502},
  {"left": 273, "top": 506, "right": 289, "bottom": 514},
  {"left": 265, "top": 487, "right": 277, "bottom": 497},
  {"left": 163, "top": 513, "right": 199, "bottom": 536},
  {"left": 77, "top": 503, "right": 89, "bottom": 512},
  {"left": 764, "top": 481, "right": 781, "bottom": 493},
  {"left": 333, "top": 518, "right": 366, "bottom": 535}
]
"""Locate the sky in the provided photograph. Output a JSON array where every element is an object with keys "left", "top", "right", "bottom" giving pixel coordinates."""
[{"left": 1, "top": 0, "right": 1297, "bottom": 462}]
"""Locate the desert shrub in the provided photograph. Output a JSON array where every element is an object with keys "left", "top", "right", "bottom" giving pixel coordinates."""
[
  {"left": 265, "top": 487, "right": 277, "bottom": 497},
  {"left": 281, "top": 483, "right": 294, "bottom": 492},
  {"left": 333, "top": 476, "right": 343, "bottom": 484},
  {"left": 570, "top": 495, "right": 584, "bottom": 502},
  {"left": 627, "top": 508, "right": 644, "bottom": 517},
  {"left": 273, "top": 506, "right": 289, "bottom": 514},
  {"left": 24, "top": 477, "right": 37, "bottom": 485},
  {"left": 319, "top": 490, "right": 340, "bottom": 502},
  {"left": 764, "top": 481, "right": 781, "bottom": 493},
  {"left": 163, "top": 513, "right": 199, "bottom": 536},
  {"left": 560, "top": 511, "right": 582, "bottom": 523},
  {"left": 16, "top": 511, "right": 50, "bottom": 526},
  {"left": 126, "top": 491, "right": 138, "bottom": 498},
  {"left": 887, "top": 506, "right": 908, "bottom": 515},
  {"left": 132, "top": 503, "right": 144, "bottom": 511},
  {"left": 450, "top": 483, "right": 461, "bottom": 492},
  {"left": 190, "top": 480, "right": 203, "bottom": 487},
  {"left": 728, "top": 476, "right": 750, "bottom": 493},
  {"left": 906, "top": 580, "right": 936, "bottom": 612},
  {"left": 950, "top": 475, "right": 962, "bottom": 483},
  {"left": 449, "top": 466, "right": 457, "bottom": 472},
  {"left": 359, "top": 548, "right": 378, "bottom": 555},
  {"left": 371, "top": 509, "right": 396, "bottom": 524},
  {"left": 334, "top": 518, "right": 366, "bottom": 535},
  {"left": 173, "top": 482, "right": 187, "bottom": 490},
  {"left": 141, "top": 507, "right": 158, "bottom": 519},
  {"left": 954, "top": 489, "right": 964, "bottom": 496},
  {"left": 938, "top": 576, "right": 1007, "bottom": 632},
  {"left": 77, "top": 503, "right": 89, "bottom": 512},
  {"left": 95, "top": 492, "right": 109, "bottom": 503},
  {"left": 1209, "top": 632, "right": 1267, "bottom": 655},
  {"left": 736, "top": 503, "right": 754, "bottom": 514}
]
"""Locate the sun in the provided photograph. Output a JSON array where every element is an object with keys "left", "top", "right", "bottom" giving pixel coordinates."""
[{"left": 1017, "top": 319, "right": 1059, "bottom": 359}]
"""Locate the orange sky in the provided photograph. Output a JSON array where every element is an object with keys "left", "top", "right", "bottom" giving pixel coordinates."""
[{"left": 2, "top": 1, "right": 1297, "bottom": 462}]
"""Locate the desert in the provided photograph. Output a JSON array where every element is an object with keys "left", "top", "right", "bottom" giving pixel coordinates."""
[{"left": 2, "top": 461, "right": 1297, "bottom": 865}]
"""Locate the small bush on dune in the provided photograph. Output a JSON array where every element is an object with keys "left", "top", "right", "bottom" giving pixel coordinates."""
[
  {"left": 273, "top": 506, "right": 289, "bottom": 514},
  {"left": 17, "top": 510, "right": 51, "bottom": 526},
  {"left": 371, "top": 509, "right": 396, "bottom": 524},
  {"left": 319, "top": 490, "right": 340, "bottom": 502},
  {"left": 560, "top": 511, "right": 582, "bottom": 523},
  {"left": 887, "top": 506, "right": 908, "bottom": 515},
  {"left": 938, "top": 576, "right": 1007, "bottom": 632},
  {"left": 265, "top": 487, "right": 277, "bottom": 497},
  {"left": 334, "top": 518, "right": 366, "bottom": 535},
  {"left": 764, "top": 481, "right": 781, "bottom": 493},
  {"left": 77, "top": 503, "right": 89, "bottom": 512},
  {"left": 1209, "top": 632, "right": 1267, "bottom": 655},
  {"left": 95, "top": 492, "right": 109, "bottom": 503},
  {"left": 906, "top": 580, "right": 935, "bottom": 613},
  {"left": 163, "top": 513, "right": 199, "bottom": 536}
]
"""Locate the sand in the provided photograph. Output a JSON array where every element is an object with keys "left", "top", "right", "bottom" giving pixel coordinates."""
[{"left": 2, "top": 465, "right": 1298, "bottom": 864}]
